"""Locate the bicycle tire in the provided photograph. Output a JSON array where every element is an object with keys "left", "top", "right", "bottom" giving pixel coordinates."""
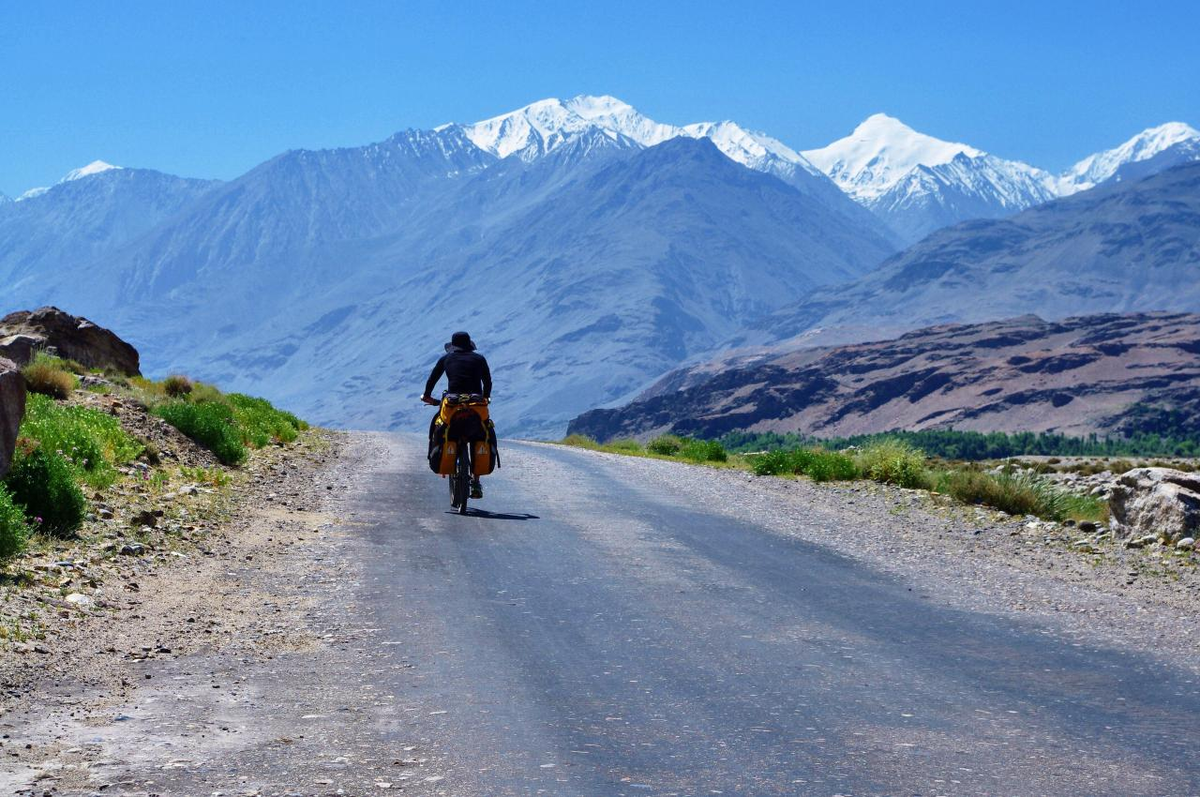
[{"left": 455, "top": 443, "right": 470, "bottom": 515}]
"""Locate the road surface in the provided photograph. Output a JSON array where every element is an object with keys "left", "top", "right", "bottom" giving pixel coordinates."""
[{"left": 8, "top": 433, "right": 1199, "bottom": 796}]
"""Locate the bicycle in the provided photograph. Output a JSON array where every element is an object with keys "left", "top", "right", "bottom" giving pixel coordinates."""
[{"left": 424, "top": 394, "right": 495, "bottom": 515}]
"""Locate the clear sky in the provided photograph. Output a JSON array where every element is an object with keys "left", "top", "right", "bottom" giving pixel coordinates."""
[{"left": 3, "top": 0, "right": 1198, "bottom": 196}]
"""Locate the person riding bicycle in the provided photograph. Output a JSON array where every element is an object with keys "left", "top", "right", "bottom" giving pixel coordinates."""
[{"left": 423, "top": 331, "right": 492, "bottom": 498}]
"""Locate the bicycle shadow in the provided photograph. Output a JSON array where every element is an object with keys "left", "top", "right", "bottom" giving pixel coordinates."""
[{"left": 444, "top": 509, "right": 540, "bottom": 521}]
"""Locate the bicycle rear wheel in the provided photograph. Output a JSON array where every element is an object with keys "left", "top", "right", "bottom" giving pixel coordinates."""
[{"left": 454, "top": 443, "right": 470, "bottom": 514}]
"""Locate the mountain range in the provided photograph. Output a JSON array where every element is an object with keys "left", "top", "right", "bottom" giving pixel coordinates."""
[
  {"left": 2, "top": 95, "right": 1198, "bottom": 435},
  {"left": 567, "top": 312, "right": 1200, "bottom": 441},
  {"left": 733, "top": 160, "right": 1200, "bottom": 352}
]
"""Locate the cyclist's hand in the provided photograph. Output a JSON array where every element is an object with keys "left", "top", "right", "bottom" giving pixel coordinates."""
[{"left": 421, "top": 395, "right": 439, "bottom": 406}]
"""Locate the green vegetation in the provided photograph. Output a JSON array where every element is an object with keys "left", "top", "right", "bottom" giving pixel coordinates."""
[
  {"left": 227, "top": 393, "right": 308, "bottom": 446},
  {"left": 678, "top": 438, "right": 728, "bottom": 463},
  {"left": 0, "top": 488, "right": 30, "bottom": 559},
  {"left": 646, "top": 435, "right": 684, "bottom": 455},
  {"left": 163, "top": 374, "right": 194, "bottom": 397},
  {"left": 750, "top": 447, "right": 857, "bottom": 481},
  {"left": 561, "top": 433, "right": 731, "bottom": 464},
  {"left": 145, "top": 380, "right": 307, "bottom": 465},
  {"left": 935, "top": 468, "right": 1106, "bottom": 523},
  {"left": 21, "top": 352, "right": 79, "bottom": 399},
  {"left": 4, "top": 446, "right": 87, "bottom": 537},
  {"left": 719, "top": 428, "right": 1200, "bottom": 459},
  {"left": 19, "top": 393, "right": 142, "bottom": 488},
  {"left": 852, "top": 440, "right": 930, "bottom": 489},
  {"left": 153, "top": 400, "right": 246, "bottom": 465},
  {"left": 563, "top": 433, "right": 1107, "bottom": 524}
]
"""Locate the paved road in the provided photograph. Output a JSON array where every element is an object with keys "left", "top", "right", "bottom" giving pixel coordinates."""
[{"left": 347, "top": 437, "right": 1200, "bottom": 796}]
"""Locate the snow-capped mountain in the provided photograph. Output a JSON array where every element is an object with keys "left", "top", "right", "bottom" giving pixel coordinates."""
[
  {"left": 1058, "top": 122, "right": 1200, "bottom": 194},
  {"left": 803, "top": 114, "right": 1057, "bottom": 243},
  {"left": 802, "top": 114, "right": 1200, "bottom": 244},
  {"left": 452, "top": 95, "right": 887, "bottom": 227},
  {"left": 2, "top": 109, "right": 898, "bottom": 437},
  {"left": 14, "top": 160, "right": 124, "bottom": 201}
]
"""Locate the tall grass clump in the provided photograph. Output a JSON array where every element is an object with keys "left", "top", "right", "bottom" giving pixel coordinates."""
[
  {"left": 854, "top": 440, "right": 930, "bottom": 489},
  {"left": 678, "top": 438, "right": 728, "bottom": 463},
  {"left": 751, "top": 447, "right": 857, "bottom": 481},
  {"left": 153, "top": 400, "right": 247, "bottom": 465},
  {"left": 163, "top": 374, "right": 194, "bottom": 397},
  {"left": 604, "top": 438, "right": 644, "bottom": 454},
  {"left": 561, "top": 434, "right": 600, "bottom": 450},
  {"left": 21, "top": 352, "right": 78, "bottom": 399},
  {"left": 647, "top": 435, "right": 684, "bottom": 455},
  {"left": 19, "top": 393, "right": 142, "bottom": 487},
  {"left": 227, "top": 393, "right": 307, "bottom": 446},
  {"left": 936, "top": 469, "right": 1105, "bottom": 522},
  {"left": 4, "top": 445, "right": 87, "bottom": 537},
  {"left": 0, "top": 487, "right": 30, "bottom": 560}
]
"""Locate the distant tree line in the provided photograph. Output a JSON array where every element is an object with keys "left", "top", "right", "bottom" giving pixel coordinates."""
[{"left": 718, "top": 426, "right": 1200, "bottom": 460}]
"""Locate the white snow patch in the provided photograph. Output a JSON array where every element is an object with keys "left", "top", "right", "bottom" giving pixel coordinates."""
[{"left": 1058, "top": 122, "right": 1200, "bottom": 194}]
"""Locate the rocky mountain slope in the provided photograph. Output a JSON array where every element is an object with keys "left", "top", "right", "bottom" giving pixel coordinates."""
[
  {"left": 12, "top": 135, "right": 895, "bottom": 437},
  {"left": 0, "top": 165, "right": 220, "bottom": 301},
  {"left": 733, "top": 160, "right": 1200, "bottom": 352},
  {"left": 568, "top": 312, "right": 1200, "bottom": 441}
]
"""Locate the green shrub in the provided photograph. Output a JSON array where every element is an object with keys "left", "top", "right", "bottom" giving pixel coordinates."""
[
  {"left": 936, "top": 469, "right": 1104, "bottom": 522},
  {"left": 802, "top": 449, "right": 859, "bottom": 482},
  {"left": 0, "top": 487, "right": 30, "bottom": 560},
  {"left": 678, "top": 439, "right": 727, "bottom": 463},
  {"left": 21, "top": 352, "right": 78, "bottom": 399},
  {"left": 605, "top": 438, "right": 644, "bottom": 454},
  {"left": 854, "top": 440, "right": 930, "bottom": 489},
  {"left": 19, "top": 393, "right": 142, "bottom": 487},
  {"left": 647, "top": 435, "right": 684, "bottom": 456},
  {"left": 751, "top": 447, "right": 858, "bottom": 481},
  {"left": 561, "top": 434, "right": 600, "bottom": 450},
  {"left": 4, "top": 447, "right": 87, "bottom": 537},
  {"left": 153, "top": 400, "right": 247, "bottom": 465},
  {"left": 226, "top": 393, "right": 305, "bottom": 446},
  {"left": 163, "top": 374, "right": 194, "bottom": 397}
]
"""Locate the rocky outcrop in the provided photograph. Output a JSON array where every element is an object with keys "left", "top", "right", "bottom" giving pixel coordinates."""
[
  {"left": 568, "top": 312, "right": 1200, "bottom": 441},
  {"left": 0, "top": 358, "right": 26, "bottom": 476},
  {"left": 1109, "top": 468, "right": 1200, "bottom": 545},
  {"left": 0, "top": 307, "right": 140, "bottom": 376}
]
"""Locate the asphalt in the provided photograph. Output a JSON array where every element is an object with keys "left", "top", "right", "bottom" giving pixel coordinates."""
[{"left": 347, "top": 437, "right": 1200, "bottom": 796}]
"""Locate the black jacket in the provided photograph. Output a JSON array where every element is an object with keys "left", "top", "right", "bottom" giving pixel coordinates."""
[{"left": 424, "top": 349, "right": 492, "bottom": 398}]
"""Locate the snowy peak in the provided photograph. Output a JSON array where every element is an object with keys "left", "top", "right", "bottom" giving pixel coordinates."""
[
  {"left": 453, "top": 95, "right": 823, "bottom": 177},
  {"left": 1059, "top": 122, "right": 1200, "bottom": 194},
  {"left": 16, "top": 160, "right": 124, "bottom": 201},
  {"left": 802, "top": 113, "right": 985, "bottom": 200},
  {"left": 62, "top": 160, "right": 122, "bottom": 182}
]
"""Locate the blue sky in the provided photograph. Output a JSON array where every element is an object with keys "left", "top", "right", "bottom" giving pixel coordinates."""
[{"left": 3, "top": 0, "right": 1198, "bottom": 195}]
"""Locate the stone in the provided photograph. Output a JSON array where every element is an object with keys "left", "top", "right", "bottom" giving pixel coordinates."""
[
  {"left": 1108, "top": 468, "right": 1200, "bottom": 543},
  {"left": 64, "top": 593, "right": 93, "bottom": 608},
  {"left": 0, "top": 306, "right": 141, "bottom": 375},
  {"left": 119, "top": 542, "right": 146, "bottom": 556},
  {"left": 0, "top": 357, "right": 24, "bottom": 477},
  {"left": 1177, "top": 537, "right": 1196, "bottom": 551}
]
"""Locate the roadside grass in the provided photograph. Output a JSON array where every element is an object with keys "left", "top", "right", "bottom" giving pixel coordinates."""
[
  {"left": 143, "top": 379, "right": 308, "bottom": 465},
  {"left": 560, "top": 434, "right": 1108, "bottom": 524},
  {"left": 18, "top": 393, "right": 143, "bottom": 488},
  {"left": 0, "top": 488, "right": 30, "bottom": 559},
  {"left": 0, "top": 370, "right": 310, "bottom": 563}
]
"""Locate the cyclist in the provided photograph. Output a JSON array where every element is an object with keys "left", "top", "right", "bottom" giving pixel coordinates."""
[{"left": 422, "top": 331, "right": 492, "bottom": 498}]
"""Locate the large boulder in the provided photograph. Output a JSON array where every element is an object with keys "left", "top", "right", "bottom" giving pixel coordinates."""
[
  {"left": 0, "top": 358, "right": 25, "bottom": 477},
  {"left": 0, "top": 307, "right": 140, "bottom": 376},
  {"left": 1108, "top": 468, "right": 1200, "bottom": 544}
]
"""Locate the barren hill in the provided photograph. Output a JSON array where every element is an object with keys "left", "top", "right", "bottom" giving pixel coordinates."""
[{"left": 567, "top": 312, "right": 1200, "bottom": 441}]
